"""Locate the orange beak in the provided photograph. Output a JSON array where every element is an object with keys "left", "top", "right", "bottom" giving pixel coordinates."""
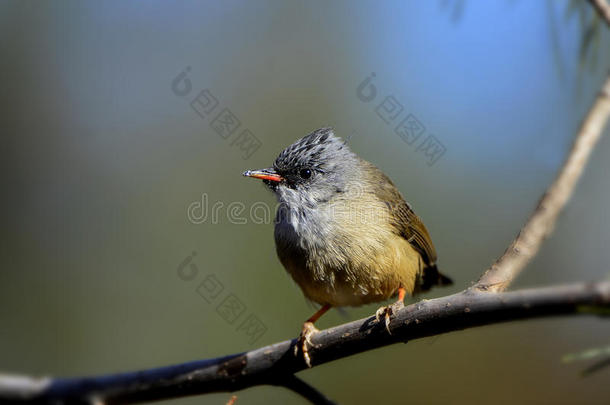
[{"left": 243, "top": 168, "right": 283, "bottom": 182}]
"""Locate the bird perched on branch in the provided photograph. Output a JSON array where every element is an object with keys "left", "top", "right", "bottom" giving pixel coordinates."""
[{"left": 243, "top": 127, "right": 452, "bottom": 367}]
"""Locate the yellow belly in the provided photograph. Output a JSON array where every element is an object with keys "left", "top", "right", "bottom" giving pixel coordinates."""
[{"left": 277, "top": 230, "right": 424, "bottom": 307}]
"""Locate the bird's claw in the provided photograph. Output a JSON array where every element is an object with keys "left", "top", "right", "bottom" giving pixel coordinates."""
[
  {"left": 375, "top": 306, "right": 393, "bottom": 334},
  {"left": 294, "top": 321, "right": 319, "bottom": 368},
  {"left": 375, "top": 300, "right": 405, "bottom": 334}
]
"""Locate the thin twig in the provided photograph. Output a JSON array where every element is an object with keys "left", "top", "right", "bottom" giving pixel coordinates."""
[
  {"left": 1, "top": 281, "right": 609, "bottom": 404},
  {"left": 581, "top": 357, "right": 610, "bottom": 376},
  {"left": 274, "top": 375, "right": 337, "bottom": 405},
  {"left": 476, "top": 74, "right": 610, "bottom": 292},
  {"left": 589, "top": 0, "right": 610, "bottom": 26}
]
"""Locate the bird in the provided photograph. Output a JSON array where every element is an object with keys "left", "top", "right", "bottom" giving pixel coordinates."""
[{"left": 243, "top": 127, "right": 452, "bottom": 367}]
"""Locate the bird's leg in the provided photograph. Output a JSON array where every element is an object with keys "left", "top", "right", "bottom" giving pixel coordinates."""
[
  {"left": 294, "top": 304, "right": 331, "bottom": 368},
  {"left": 375, "top": 287, "right": 406, "bottom": 334}
]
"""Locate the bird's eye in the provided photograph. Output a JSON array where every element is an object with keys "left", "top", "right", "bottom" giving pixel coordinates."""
[{"left": 299, "top": 168, "right": 312, "bottom": 179}]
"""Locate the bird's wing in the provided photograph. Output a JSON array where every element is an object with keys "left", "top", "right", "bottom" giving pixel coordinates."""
[
  {"left": 365, "top": 162, "right": 438, "bottom": 266},
  {"left": 392, "top": 201, "right": 438, "bottom": 266}
]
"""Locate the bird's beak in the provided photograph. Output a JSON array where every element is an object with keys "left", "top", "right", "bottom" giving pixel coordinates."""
[{"left": 242, "top": 168, "right": 283, "bottom": 182}]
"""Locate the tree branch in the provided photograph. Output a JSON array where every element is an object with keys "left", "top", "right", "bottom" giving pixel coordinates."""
[
  {"left": 476, "top": 74, "right": 610, "bottom": 292},
  {"left": 275, "top": 375, "right": 337, "bottom": 405},
  {"left": 589, "top": 0, "right": 610, "bottom": 26},
  {"left": 1, "top": 282, "right": 609, "bottom": 404}
]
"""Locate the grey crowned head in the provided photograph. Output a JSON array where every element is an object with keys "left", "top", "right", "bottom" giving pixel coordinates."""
[{"left": 243, "top": 128, "right": 360, "bottom": 206}]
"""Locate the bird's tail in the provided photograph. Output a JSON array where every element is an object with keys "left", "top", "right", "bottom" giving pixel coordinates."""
[{"left": 419, "top": 264, "right": 453, "bottom": 292}]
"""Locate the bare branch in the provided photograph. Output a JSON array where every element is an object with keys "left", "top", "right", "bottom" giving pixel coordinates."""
[
  {"left": 1, "top": 281, "right": 609, "bottom": 404},
  {"left": 476, "top": 75, "right": 610, "bottom": 292},
  {"left": 275, "top": 375, "right": 337, "bottom": 405},
  {"left": 589, "top": 0, "right": 610, "bottom": 26}
]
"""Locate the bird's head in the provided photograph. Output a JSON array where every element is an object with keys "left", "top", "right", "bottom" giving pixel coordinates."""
[{"left": 243, "top": 128, "right": 360, "bottom": 206}]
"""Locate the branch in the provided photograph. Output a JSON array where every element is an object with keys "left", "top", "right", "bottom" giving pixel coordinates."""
[
  {"left": 589, "top": 0, "right": 610, "bottom": 26},
  {"left": 275, "top": 375, "right": 337, "bottom": 405},
  {"left": 476, "top": 74, "right": 610, "bottom": 292},
  {"left": 1, "top": 282, "right": 609, "bottom": 404}
]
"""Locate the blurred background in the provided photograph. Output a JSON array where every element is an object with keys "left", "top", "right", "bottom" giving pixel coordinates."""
[{"left": 2, "top": 0, "right": 610, "bottom": 404}]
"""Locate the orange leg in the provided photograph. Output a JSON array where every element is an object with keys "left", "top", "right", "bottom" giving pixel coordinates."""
[
  {"left": 397, "top": 286, "right": 406, "bottom": 302},
  {"left": 296, "top": 304, "right": 331, "bottom": 368},
  {"left": 306, "top": 303, "right": 331, "bottom": 324}
]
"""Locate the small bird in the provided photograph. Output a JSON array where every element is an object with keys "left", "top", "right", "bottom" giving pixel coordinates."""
[{"left": 243, "top": 128, "right": 451, "bottom": 367}]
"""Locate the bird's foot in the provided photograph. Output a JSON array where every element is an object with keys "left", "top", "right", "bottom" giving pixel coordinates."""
[
  {"left": 294, "top": 321, "right": 320, "bottom": 368},
  {"left": 375, "top": 300, "right": 405, "bottom": 334}
]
